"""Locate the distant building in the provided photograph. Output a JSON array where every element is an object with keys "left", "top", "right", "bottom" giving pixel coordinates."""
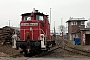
[
  {"left": 66, "top": 17, "right": 87, "bottom": 40},
  {"left": 79, "top": 28, "right": 90, "bottom": 45}
]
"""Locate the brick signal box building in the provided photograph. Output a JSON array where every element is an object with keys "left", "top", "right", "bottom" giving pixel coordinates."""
[{"left": 66, "top": 17, "right": 87, "bottom": 40}]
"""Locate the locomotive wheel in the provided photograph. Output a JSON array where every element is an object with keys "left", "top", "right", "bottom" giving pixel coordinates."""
[
  {"left": 20, "top": 50, "right": 23, "bottom": 53},
  {"left": 24, "top": 50, "right": 28, "bottom": 57},
  {"left": 52, "top": 41, "right": 56, "bottom": 47},
  {"left": 43, "top": 49, "right": 48, "bottom": 52}
]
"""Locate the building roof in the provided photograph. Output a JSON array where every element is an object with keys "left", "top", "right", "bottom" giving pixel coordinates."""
[
  {"left": 66, "top": 17, "right": 87, "bottom": 22},
  {"left": 80, "top": 28, "right": 90, "bottom": 31}
]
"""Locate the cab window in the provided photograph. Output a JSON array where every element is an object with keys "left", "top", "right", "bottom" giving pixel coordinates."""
[
  {"left": 39, "top": 16, "right": 43, "bottom": 20},
  {"left": 36, "top": 15, "right": 43, "bottom": 20},
  {"left": 24, "top": 15, "right": 31, "bottom": 20}
]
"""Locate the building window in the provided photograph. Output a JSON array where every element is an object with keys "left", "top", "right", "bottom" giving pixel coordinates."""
[
  {"left": 81, "top": 21, "right": 85, "bottom": 25},
  {"left": 71, "top": 21, "right": 77, "bottom": 25}
]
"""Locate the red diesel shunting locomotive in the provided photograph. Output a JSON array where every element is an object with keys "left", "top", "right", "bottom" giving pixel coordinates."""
[{"left": 16, "top": 8, "right": 56, "bottom": 55}]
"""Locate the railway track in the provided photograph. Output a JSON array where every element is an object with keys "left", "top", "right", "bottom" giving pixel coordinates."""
[
  {"left": 32, "top": 44, "right": 90, "bottom": 57},
  {"left": 31, "top": 45, "right": 61, "bottom": 57},
  {"left": 63, "top": 45, "right": 90, "bottom": 57},
  {"left": 11, "top": 39, "right": 90, "bottom": 58},
  {"left": 67, "top": 45, "right": 90, "bottom": 53}
]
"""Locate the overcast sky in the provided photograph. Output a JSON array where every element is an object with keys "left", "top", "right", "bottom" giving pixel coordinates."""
[{"left": 0, "top": 0, "right": 90, "bottom": 32}]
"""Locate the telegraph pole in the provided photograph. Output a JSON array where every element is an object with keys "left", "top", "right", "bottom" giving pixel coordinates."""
[
  {"left": 54, "top": 21, "right": 55, "bottom": 28},
  {"left": 53, "top": 21, "right": 56, "bottom": 41},
  {"left": 61, "top": 18, "right": 63, "bottom": 39},
  {"left": 9, "top": 20, "right": 10, "bottom": 27},
  {"left": 50, "top": 8, "right": 51, "bottom": 25},
  {"left": 54, "top": 21, "right": 55, "bottom": 34},
  {"left": 50, "top": 8, "right": 52, "bottom": 34},
  {"left": 61, "top": 18, "right": 63, "bottom": 25}
]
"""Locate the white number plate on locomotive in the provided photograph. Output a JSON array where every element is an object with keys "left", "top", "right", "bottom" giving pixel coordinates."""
[{"left": 21, "top": 23, "right": 38, "bottom": 26}]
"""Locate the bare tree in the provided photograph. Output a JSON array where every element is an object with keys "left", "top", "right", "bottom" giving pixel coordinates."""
[
  {"left": 58, "top": 25, "right": 66, "bottom": 33},
  {"left": 58, "top": 25, "right": 66, "bottom": 39},
  {"left": 86, "top": 18, "right": 90, "bottom": 28}
]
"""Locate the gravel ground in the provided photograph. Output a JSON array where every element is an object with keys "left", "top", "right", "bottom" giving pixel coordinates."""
[
  {"left": 0, "top": 57, "right": 90, "bottom": 60},
  {"left": 0, "top": 38, "right": 89, "bottom": 60},
  {"left": 27, "top": 58, "right": 90, "bottom": 60},
  {"left": 0, "top": 57, "right": 28, "bottom": 60},
  {"left": 0, "top": 37, "right": 90, "bottom": 60},
  {"left": 0, "top": 45, "right": 20, "bottom": 57}
]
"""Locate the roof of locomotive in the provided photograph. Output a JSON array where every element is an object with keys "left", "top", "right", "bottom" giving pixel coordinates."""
[{"left": 21, "top": 10, "right": 48, "bottom": 17}]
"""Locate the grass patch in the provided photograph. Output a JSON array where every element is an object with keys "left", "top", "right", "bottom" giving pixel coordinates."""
[{"left": 67, "top": 40, "right": 73, "bottom": 45}]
